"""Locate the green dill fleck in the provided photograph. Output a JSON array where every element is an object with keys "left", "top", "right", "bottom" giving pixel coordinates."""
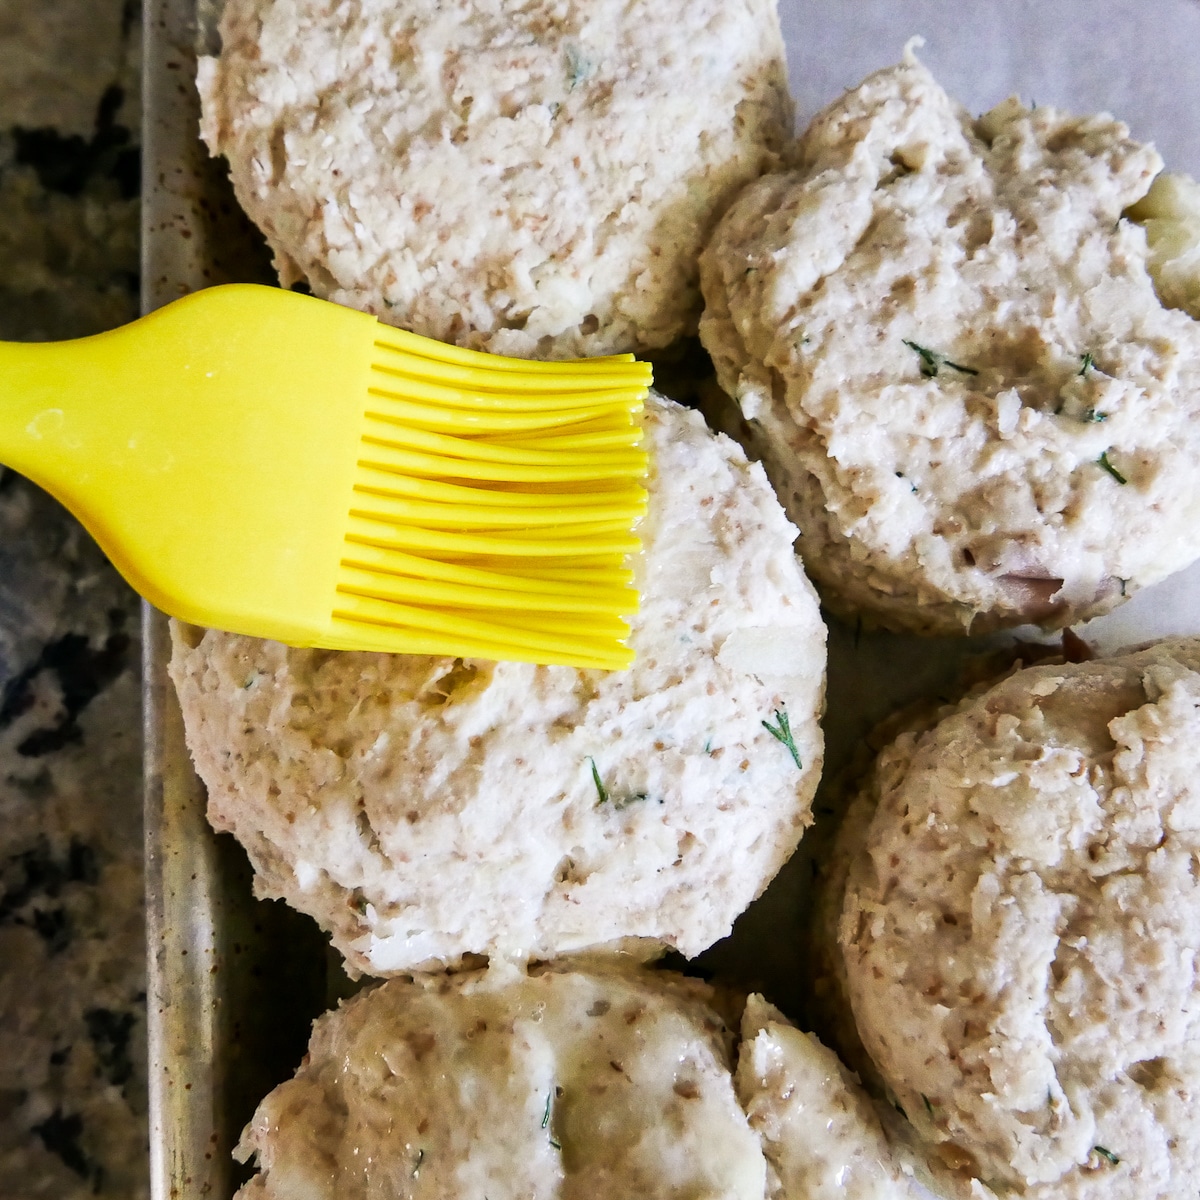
[
  {"left": 588, "top": 758, "right": 608, "bottom": 806},
  {"left": 564, "top": 44, "right": 594, "bottom": 89},
  {"left": 1082, "top": 407, "right": 1108, "bottom": 423},
  {"left": 589, "top": 758, "right": 650, "bottom": 808},
  {"left": 543, "top": 1091, "right": 562, "bottom": 1149},
  {"left": 1093, "top": 1146, "right": 1120, "bottom": 1166},
  {"left": 942, "top": 356, "right": 978, "bottom": 375},
  {"left": 903, "top": 339, "right": 979, "bottom": 378},
  {"left": 904, "top": 339, "right": 939, "bottom": 376},
  {"left": 922, "top": 1094, "right": 935, "bottom": 1118},
  {"left": 411, "top": 1148, "right": 424, "bottom": 1179},
  {"left": 1097, "top": 451, "right": 1127, "bottom": 485},
  {"left": 354, "top": 896, "right": 368, "bottom": 915},
  {"left": 1079, "top": 352, "right": 1095, "bottom": 375},
  {"left": 703, "top": 738, "right": 713, "bottom": 754},
  {"left": 1118, "top": 577, "right": 1129, "bottom": 596},
  {"left": 762, "top": 709, "right": 802, "bottom": 770}
]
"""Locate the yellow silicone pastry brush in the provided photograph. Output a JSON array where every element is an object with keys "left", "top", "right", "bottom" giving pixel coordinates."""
[{"left": 0, "top": 284, "right": 651, "bottom": 669}]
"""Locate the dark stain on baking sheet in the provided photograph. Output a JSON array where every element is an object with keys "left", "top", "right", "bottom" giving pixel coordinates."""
[
  {"left": 12, "top": 84, "right": 140, "bottom": 201},
  {"left": 644, "top": 337, "right": 718, "bottom": 410},
  {"left": 0, "top": 623, "right": 131, "bottom": 756}
]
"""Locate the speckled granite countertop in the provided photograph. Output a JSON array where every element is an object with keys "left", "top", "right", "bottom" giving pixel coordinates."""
[{"left": 0, "top": 0, "right": 149, "bottom": 1194}]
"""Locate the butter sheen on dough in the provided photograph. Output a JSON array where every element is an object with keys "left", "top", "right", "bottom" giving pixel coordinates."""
[{"left": 232, "top": 963, "right": 766, "bottom": 1200}]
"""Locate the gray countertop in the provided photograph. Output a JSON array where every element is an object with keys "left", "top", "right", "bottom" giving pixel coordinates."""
[{"left": 0, "top": 0, "right": 148, "bottom": 1194}]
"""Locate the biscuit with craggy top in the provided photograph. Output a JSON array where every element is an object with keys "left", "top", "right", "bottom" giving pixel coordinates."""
[
  {"left": 700, "top": 49, "right": 1200, "bottom": 635},
  {"left": 233, "top": 966, "right": 951, "bottom": 1200},
  {"left": 198, "top": 0, "right": 792, "bottom": 359},
  {"left": 836, "top": 637, "right": 1200, "bottom": 1199},
  {"left": 170, "top": 396, "right": 825, "bottom": 977},
  {"left": 232, "top": 962, "right": 765, "bottom": 1200}
]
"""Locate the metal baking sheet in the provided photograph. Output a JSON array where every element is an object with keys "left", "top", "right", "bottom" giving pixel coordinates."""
[
  {"left": 141, "top": 2, "right": 1200, "bottom": 1197},
  {"left": 140, "top": 3, "right": 333, "bottom": 1197}
]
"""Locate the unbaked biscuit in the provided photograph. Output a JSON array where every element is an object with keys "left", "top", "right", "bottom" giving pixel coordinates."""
[
  {"left": 736, "top": 994, "right": 940, "bottom": 1200},
  {"left": 170, "top": 395, "right": 825, "bottom": 976},
  {"left": 838, "top": 637, "right": 1200, "bottom": 1199},
  {"left": 198, "top": 0, "right": 792, "bottom": 359},
  {"left": 233, "top": 962, "right": 765, "bottom": 1200},
  {"left": 700, "top": 49, "right": 1200, "bottom": 635}
]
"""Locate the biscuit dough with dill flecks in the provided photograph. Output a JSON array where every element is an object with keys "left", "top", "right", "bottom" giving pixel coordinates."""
[
  {"left": 232, "top": 962, "right": 956, "bottom": 1200},
  {"left": 169, "top": 395, "right": 825, "bottom": 977},
  {"left": 699, "top": 46, "right": 1200, "bottom": 635},
  {"left": 196, "top": 0, "right": 792, "bottom": 359},
  {"left": 234, "top": 960, "right": 768, "bottom": 1200},
  {"left": 230, "top": 962, "right": 767, "bottom": 1200},
  {"left": 835, "top": 637, "right": 1200, "bottom": 1200}
]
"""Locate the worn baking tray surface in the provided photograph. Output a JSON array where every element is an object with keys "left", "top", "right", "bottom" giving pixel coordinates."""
[
  {"left": 141, "top": 2, "right": 1200, "bottom": 1197},
  {"left": 140, "top": 3, "right": 333, "bottom": 1197}
]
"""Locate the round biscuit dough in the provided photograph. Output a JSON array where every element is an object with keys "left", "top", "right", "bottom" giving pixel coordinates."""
[
  {"left": 169, "top": 395, "right": 826, "bottom": 976},
  {"left": 197, "top": 0, "right": 793, "bottom": 359},
  {"left": 838, "top": 637, "right": 1200, "bottom": 1199},
  {"left": 232, "top": 962, "right": 766, "bottom": 1200},
  {"left": 735, "top": 994, "right": 941, "bottom": 1200},
  {"left": 699, "top": 50, "right": 1200, "bottom": 635}
]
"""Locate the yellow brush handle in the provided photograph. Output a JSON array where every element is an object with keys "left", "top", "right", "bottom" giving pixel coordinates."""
[
  {"left": 0, "top": 335, "right": 153, "bottom": 570},
  {"left": 0, "top": 293, "right": 379, "bottom": 641},
  {"left": 0, "top": 337, "right": 96, "bottom": 488}
]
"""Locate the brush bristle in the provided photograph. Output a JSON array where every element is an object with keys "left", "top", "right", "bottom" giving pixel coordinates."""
[{"left": 330, "top": 336, "right": 652, "bottom": 669}]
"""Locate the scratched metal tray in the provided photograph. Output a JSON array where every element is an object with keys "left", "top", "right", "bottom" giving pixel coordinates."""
[
  {"left": 139, "top": 2, "right": 333, "bottom": 1196},
  {"left": 141, "top": 2, "right": 1200, "bottom": 1196}
]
